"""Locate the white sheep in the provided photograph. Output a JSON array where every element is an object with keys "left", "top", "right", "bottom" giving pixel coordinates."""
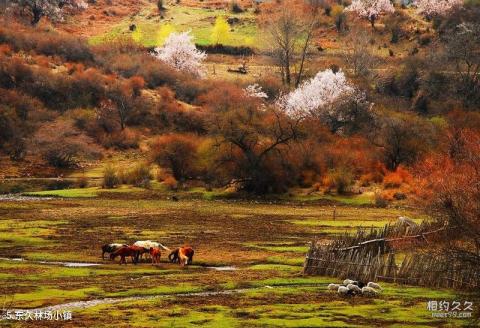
[
  {"left": 343, "top": 279, "right": 355, "bottom": 285},
  {"left": 328, "top": 283, "right": 341, "bottom": 291},
  {"left": 338, "top": 286, "right": 350, "bottom": 296},
  {"left": 347, "top": 283, "right": 362, "bottom": 294},
  {"left": 367, "top": 282, "right": 382, "bottom": 290},
  {"left": 361, "top": 286, "right": 378, "bottom": 297}
]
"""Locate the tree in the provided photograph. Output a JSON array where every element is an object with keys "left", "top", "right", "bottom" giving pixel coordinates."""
[
  {"left": 444, "top": 21, "right": 480, "bottom": 107},
  {"left": 211, "top": 16, "right": 230, "bottom": 45},
  {"left": 261, "top": 0, "right": 319, "bottom": 86},
  {"left": 346, "top": 0, "right": 395, "bottom": 28},
  {"left": 374, "top": 113, "right": 434, "bottom": 170},
  {"left": 279, "top": 69, "right": 373, "bottom": 134},
  {"left": 203, "top": 84, "right": 302, "bottom": 193},
  {"left": 414, "top": 0, "right": 463, "bottom": 18},
  {"left": 106, "top": 76, "right": 145, "bottom": 130},
  {"left": 417, "top": 129, "right": 480, "bottom": 261},
  {"left": 344, "top": 28, "right": 378, "bottom": 77},
  {"left": 154, "top": 31, "right": 207, "bottom": 77},
  {"left": 149, "top": 134, "right": 199, "bottom": 181},
  {"left": 7, "top": 0, "right": 88, "bottom": 25}
]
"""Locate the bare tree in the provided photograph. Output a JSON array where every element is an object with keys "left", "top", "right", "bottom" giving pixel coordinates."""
[
  {"left": 261, "top": 0, "right": 319, "bottom": 87},
  {"left": 344, "top": 28, "right": 379, "bottom": 78}
]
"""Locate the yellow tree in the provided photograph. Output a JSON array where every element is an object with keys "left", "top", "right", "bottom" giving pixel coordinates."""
[
  {"left": 211, "top": 16, "right": 230, "bottom": 45},
  {"left": 131, "top": 25, "right": 144, "bottom": 44},
  {"left": 156, "top": 24, "right": 175, "bottom": 46}
]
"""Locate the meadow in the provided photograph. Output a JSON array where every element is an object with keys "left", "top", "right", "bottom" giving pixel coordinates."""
[{"left": 0, "top": 191, "right": 471, "bottom": 327}]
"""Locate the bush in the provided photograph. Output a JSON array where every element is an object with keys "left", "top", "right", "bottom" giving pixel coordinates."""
[
  {"left": 327, "top": 167, "right": 354, "bottom": 195},
  {"left": 163, "top": 175, "right": 178, "bottom": 190},
  {"left": 149, "top": 134, "right": 199, "bottom": 181},
  {"left": 123, "top": 163, "right": 152, "bottom": 188},
  {"left": 103, "top": 165, "right": 119, "bottom": 188},
  {"left": 34, "top": 119, "right": 102, "bottom": 168},
  {"left": 374, "top": 191, "right": 389, "bottom": 208}
]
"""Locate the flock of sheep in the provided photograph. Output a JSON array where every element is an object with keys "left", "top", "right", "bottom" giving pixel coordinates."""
[{"left": 328, "top": 279, "right": 382, "bottom": 297}]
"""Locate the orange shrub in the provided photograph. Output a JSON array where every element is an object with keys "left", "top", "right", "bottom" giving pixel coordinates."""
[
  {"left": 383, "top": 166, "right": 412, "bottom": 189},
  {"left": 163, "top": 175, "right": 178, "bottom": 191}
]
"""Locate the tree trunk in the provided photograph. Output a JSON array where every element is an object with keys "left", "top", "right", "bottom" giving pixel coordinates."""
[{"left": 31, "top": 5, "right": 43, "bottom": 25}]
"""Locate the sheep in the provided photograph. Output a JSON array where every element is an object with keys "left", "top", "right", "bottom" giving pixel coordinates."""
[
  {"left": 367, "top": 282, "right": 382, "bottom": 290},
  {"left": 337, "top": 286, "right": 350, "bottom": 296},
  {"left": 353, "top": 281, "right": 365, "bottom": 288},
  {"left": 347, "top": 283, "right": 362, "bottom": 294},
  {"left": 328, "top": 283, "right": 341, "bottom": 291},
  {"left": 343, "top": 279, "right": 355, "bottom": 285},
  {"left": 361, "top": 286, "right": 378, "bottom": 297}
]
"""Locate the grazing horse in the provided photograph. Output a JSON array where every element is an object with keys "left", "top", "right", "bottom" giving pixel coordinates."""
[
  {"left": 133, "top": 240, "right": 170, "bottom": 261},
  {"left": 110, "top": 246, "right": 144, "bottom": 265},
  {"left": 149, "top": 247, "right": 161, "bottom": 265},
  {"left": 102, "top": 243, "right": 128, "bottom": 260},
  {"left": 168, "top": 246, "right": 194, "bottom": 266}
]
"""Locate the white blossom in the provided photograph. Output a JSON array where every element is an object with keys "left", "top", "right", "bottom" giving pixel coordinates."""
[
  {"left": 279, "top": 69, "right": 355, "bottom": 118},
  {"left": 346, "top": 0, "right": 395, "bottom": 25},
  {"left": 154, "top": 31, "right": 207, "bottom": 77},
  {"left": 414, "top": 0, "right": 463, "bottom": 18},
  {"left": 244, "top": 84, "right": 268, "bottom": 99}
]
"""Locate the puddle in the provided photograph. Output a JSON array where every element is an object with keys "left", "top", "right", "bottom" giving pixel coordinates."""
[
  {"left": 0, "top": 257, "right": 100, "bottom": 267},
  {"left": 0, "top": 194, "right": 54, "bottom": 201},
  {"left": 206, "top": 266, "right": 237, "bottom": 271}
]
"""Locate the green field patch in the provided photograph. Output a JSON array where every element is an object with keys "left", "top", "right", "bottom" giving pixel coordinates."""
[
  {"left": 266, "top": 256, "right": 304, "bottom": 266},
  {"left": 24, "top": 186, "right": 145, "bottom": 198},
  {"left": 10, "top": 287, "right": 103, "bottom": 308},
  {"left": 244, "top": 242, "right": 309, "bottom": 253},
  {"left": 89, "top": 5, "right": 258, "bottom": 48},
  {"left": 105, "top": 283, "right": 203, "bottom": 298},
  {"left": 249, "top": 264, "right": 301, "bottom": 272}
]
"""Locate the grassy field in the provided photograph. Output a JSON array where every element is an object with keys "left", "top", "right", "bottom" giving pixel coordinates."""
[
  {"left": 0, "top": 191, "right": 473, "bottom": 327},
  {"left": 88, "top": 4, "right": 258, "bottom": 48}
]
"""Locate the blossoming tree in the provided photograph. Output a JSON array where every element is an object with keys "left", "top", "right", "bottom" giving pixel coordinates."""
[
  {"left": 154, "top": 31, "right": 207, "bottom": 77},
  {"left": 279, "top": 69, "right": 373, "bottom": 133},
  {"left": 7, "top": 0, "right": 88, "bottom": 25},
  {"left": 414, "top": 0, "right": 463, "bottom": 19},
  {"left": 346, "top": 0, "right": 395, "bottom": 28}
]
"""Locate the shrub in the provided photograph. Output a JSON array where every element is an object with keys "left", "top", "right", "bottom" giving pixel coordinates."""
[
  {"left": 150, "top": 134, "right": 199, "bottom": 181},
  {"left": 34, "top": 119, "right": 102, "bottom": 168},
  {"left": 327, "top": 167, "right": 354, "bottom": 195},
  {"left": 103, "top": 165, "right": 119, "bottom": 188},
  {"left": 163, "top": 175, "right": 178, "bottom": 190},
  {"left": 123, "top": 163, "right": 152, "bottom": 188},
  {"left": 374, "top": 191, "right": 389, "bottom": 208},
  {"left": 383, "top": 166, "right": 412, "bottom": 189}
]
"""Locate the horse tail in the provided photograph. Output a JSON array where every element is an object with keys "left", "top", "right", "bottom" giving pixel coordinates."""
[{"left": 158, "top": 243, "right": 171, "bottom": 252}]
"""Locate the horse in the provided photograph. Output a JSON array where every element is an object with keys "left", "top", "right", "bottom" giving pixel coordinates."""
[
  {"left": 133, "top": 241, "right": 170, "bottom": 262},
  {"left": 149, "top": 247, "right": 161, "bottom": 265},
  {"left": 168, "top": 246, "right": 194, "bottom": 266},
  {"left": 101, "top": 243, "right": 128, "bottom": 260},
  {"left": 110, "top": 245, "right": 144, "bottom": 265}
]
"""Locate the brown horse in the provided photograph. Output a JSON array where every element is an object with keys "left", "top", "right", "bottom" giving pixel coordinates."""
[
  {"left": 110, "top": 246, "right": 144, "bottom": 265},
  {"left": 168, "top": 246, "right": 194, "bottom": 266},
  {"left": 149, "top": 247, "right": 161, "bottom": 265}
]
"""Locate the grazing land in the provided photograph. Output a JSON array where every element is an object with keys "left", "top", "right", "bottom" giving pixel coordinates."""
[{"left": 0, "top": 192, "right": 469, "bottom": 327}]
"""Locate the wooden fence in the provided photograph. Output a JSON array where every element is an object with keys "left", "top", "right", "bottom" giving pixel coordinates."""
[{"left": 303, "top": 222, "right": 480, "bottom": 290}]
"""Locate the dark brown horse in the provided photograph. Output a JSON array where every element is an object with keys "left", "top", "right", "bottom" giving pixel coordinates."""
[{"left": 110, "top": 246, "right": 144, "bottom": 265}]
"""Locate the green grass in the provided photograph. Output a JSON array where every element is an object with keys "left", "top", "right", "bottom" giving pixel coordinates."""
[
  {"left": 88, "top": 5, "right": 258, "bottom": 48},
  {"left": 23, "top": 185, "right": 145, "bottom": 198}
]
